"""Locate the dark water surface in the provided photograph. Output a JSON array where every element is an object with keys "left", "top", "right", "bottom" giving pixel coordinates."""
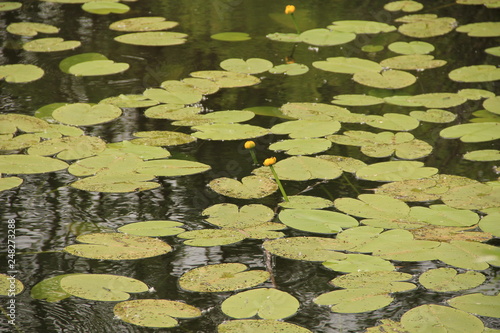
[{"left": 1, "top": 0, "right": 499, "bottom": 332}]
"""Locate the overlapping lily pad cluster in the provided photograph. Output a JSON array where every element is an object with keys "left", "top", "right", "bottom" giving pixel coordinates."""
[{"left": 1, "top": 0, "right": 500, "bottom": 332}]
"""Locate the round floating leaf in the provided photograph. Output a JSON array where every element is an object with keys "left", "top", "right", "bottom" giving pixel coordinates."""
[
  {"left": 0, "top": 133, "right": 40, "bottom": 150},
  {"left": 191, "top": 123, "right": 269, "bottom": 140},
  {"left": 401, "top": 304, "right": 484, "bottom": 333},
  {"left": 331, "top": 271, "right": 413, "bottom": 289},
  {"left": 328, "top": 20, "right": 396, "bottom": 34},
  {"left": 380, "top": 54, "right": 446, "bottom": 70},
  {"left": 353, "top": 70, "right": 416, "bottom": 89},
  {"left": 278, "top": 195, "right": 333, "bottom": 209},
  {"left": 334, "top": 194, "right": 409, "bottom": 221},
  {"left": 52, "top": 103, "right": 122, "bottom": 126},
  {"left": 81, "top": 1, "right": 129, "bottom": 15},
  {"left": 203, "top": 203, "right": 274, "bottom": 228},
  {"left": 28, "top": 136, "right": 106, "bottom": 160},
  {"left": 313, "top": 57, "right": 382, "bottom": 74},
  {"left": 457, "top": 22, "right": 500, "bottom": 37},
  {"left": 266, "top": 32, "right": 301, "bottom": 43},
  {"left": 181, "top": 77, "right": 220, "bottom": 95},
  {"left": 384, "top": 1, "right": 424, "bottom": 12},
  {"left": 7, "top": 22, "right": 59, "bottom": 36},
  {"left": 23, "top": 37, "right": 81, "bottom": 52},
  {"left": 172, "top": 110, "right": 255, "bottom": 127},
  {"left": 464, "top": 149, "right": 500, "bottom": 161},
  {"left": 0, "top": 155, "right": 68, "bottom": 174},
  {"left": 397, "top": 15, "right": 457, "bottom": 38},
  {"left": 331, "top": 94, "right": 384, "bottom": 106},
  {"left": 484, "top": 96, "right": 500, "bottom": 115},
  {"left": 0, "top": 273, "right": 23, "bottom": 296},
  {"left": 179, "top": 229, "right": 246, "bottom": 247},
  {"left": 448, "top": 293, "right": 500, "bottom": 318},
  {"left": 131, "top": 131, "right": 196, "bottom": 146},
  {"left": 144, "top": 104, "right": 200, "bottom": 120},
  {"left": 314, "top": 288, "right": 394, "bottom": 313},
  {"left": 384, "top": 95, "right": 423, "bottom": 107},
  {"left": 64, "top": 232, "right": 172, "bottom": 260},
  {"left": 0, "top": 176, "right": 23, "bottom": 192},
  {"left": 406, "top": 93, "right": 467, "bottom": 108},
  {"left": 71, "top": 172, "right": 160, "bottom": 192},
  {"left": 356, "top": 161, "right": 438, "bottom": 182},
  {"left": 218, "top": 320, "right": 312, "bottom": 333},
  {"left": 317, "top": 155, "right": 367, "bottom": 173},
  {"left": 118, "top": 221, "right": 184, "bottom": 237},
  {"left": 280, "top": 102, "right": 359, "bottom": 122},
  {"left": 30, "top": 274, "right": 77, "bottom": 302},
  {"left": 253, "top": 156, "right": 343, "bottom": 181},
  {"left": 220, "top": 58, "right": 273, "bottom": 74},
  {"left": 59, "top": 53, "right": 109, "bottom": 73},
  {"left": 419, "top": 268, "right": 485, "bottom": 292},
  {"left": 269, "top": 63, "right": 309, "bottom": 76},
  {"left": 114, "top": 31, "right": 187, "bottom": 46},
  {"left": 106, "top": 141, "right": 170, "bottom": 160},
  {"left": 449, "top": 65, "right": 500, "bottom": 82},
  {"left": 144, "top": 88, "right": 201, "bottom": 105},
  {"left": 0, "top": 64, "right": 44, "bottom": 83},
  {"left": 263, "top": 237, "right": 349, "bottom": 261},
  {"left": 279, "top": 209, "right": 358, "bottom": 234},
  {"left": 441, "top": 182, "right": 500, "bottom": 210},
  {"left": 365, "top": 113, "right": 420, "bottom": 131},
  {"left": 411, "top": 225, "right": 492, "bottom": 243},
  {"left": 68, "top": 153, "right": 143, "bottom": 177},
  {"left": 409, "top": 204, "right": 479, "bottom": 227},
  {"left": 208, "top": 176, "right": 278, "bottom": 199},
  {"left": 60, "top": 274, "right": 147, "bottom": 301},
  {"left": 190, "top": 70, "right": 260, "bottom": 88},
  {"left": 114, "top": 299, "right": 201, "bottom": 328},
  {"left": 69, "top": 60, "right": 129, "bottom": 76},
  {"left": 440, "top": 122, "right": 500, "bottom": 142},
  {"left": 323, "top": 254, "right": 395, "bottom": 273},
  {"left": 179, "top": 263, "right": 269, "bottom": 292},
  {"left": 388, "top": 41, "right": 435, "bottom": 54},
  {"left": 410, "top": 109, "right": 457, "bottom": 123},
  {"left": 479, "top": 213, "right": 500, "bottom": 236},
  {"left": 434, "top": 240, "right": 500, "bottom": 270},
  {"left": 137, "top": 159, "right": 211, "bottom": 177},
  {"left": 211, "top": 32, "right": 251, "bottom": 41},
  {"left": 366, "top": 319, "right": 406, "bottom": 332},
  {"left": 458, "top": 88, "right": 495, "bottom": 100},
  {"left": 0, "top": 2, "right": 22, "bottom": 11},
  {"left": 361, "top": 44, "right": 384, "bottom": 52},
  {"left": 486, "top": 46, "right": 500, "bottom": 57},
  {"left": 222, "top": 288, "right": 299, "bottom": 320},
  {"left": 109, "top": 17, "right": 178, "bottom": 32},
  {"left": 269, "top": 138, "right": 332, "bottom": 155},
  {"left": 100, "top": 94, "right": 158, "bottom": 108},
  {"left": 300, "top": 28, "right": 355, "bottom": 46}
]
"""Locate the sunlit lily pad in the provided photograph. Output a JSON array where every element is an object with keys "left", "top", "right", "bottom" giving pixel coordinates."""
[
  {"left": 100, "top": 94, "right": 158, "bottom": 108},
  {"left": 440, "top": 122, "right": 500, "bottom": 142},
  {"left": 331, "top": 94, "right": 384, "bottom": 106},
  {"left": 0, "top": 2, "right": 22, "bottom": 11},
  {"left": 208, "top": 175, "right": 278, "bottom": 199},
  {"left": 409, "top": 109, "right": 457, "bottom": 123},
  {"left": 449, "top": 65, "right": 500, "bottom": 82},
  {"left": 300, "top": 28, "right": 356, "bottom": 46},
  {"left": 314, "top": 288, "right": 394, "bottom": 313},
  {"left": 397, "top": 15, "right": 457, "bottom": 38},
  {"left": 60, "top": 274, "right": 147, "bottom": 301},
  {"left": 71, "top": 172, "right": 159, "bottom": 192},
  {"left": 483, "top": 96, "right": 500, "bottom": 115},
  {"left": 191, "top": 123, "right": 269, "bottom": 140},
  {"left": 59, "top": 53, "right": 109, "bottom": 73},
  {"left": 0, "top": 273, "right": 24, "bottom": 296},
  {"left": 269, "top": 63, "right": 309, "bottom": 76},
  {"left": 383, "top": 95, "right": 423, "bottom": 107},
  {"left": 441, "top": 182, "right": 500, "bottom": 210},
  {"left": 137, "top": 159, "right": 211, "bottom": 177},
  {"left": 407, "top": 93, "right": 467, "bottom": 108},
  {"left": 52, "top": 103, "right": 122, "bottom": 126},
  {"left": 0, "top": 114, "right": 50, "bottom": 134},
  {"left": 64, "top": 232, "right": 172, "bottom": 260},
  {"left": 221, "top": 288, "right": 299, "bottom": 320},
  {"left": 411, "top": 225, "right": 492, "bottom": 243},
  {"left": 332, "top": 271, "right": 414, "bottom": 289},
  {"left": 457, "top": 22, "right": 500, "bottom": 37},
  {"left": 203, "top": 203, "right": 274, "bottom": 228},
  {"left": 409, "top": 204, "right": 479, "bottom": 227},
  {"left": 109, "top": 17, "right": 178, "bottom": 32},
  {"left": 316, "top": 155, "right": 367, "bottom": 173},
  {"left": 479, "top": 212, "right": 500, "bottom": 236},
  {"left": 82, "top": 1, "right": 129, "bottom": 15},
  {"left": 366, "top": 319, "right": 406, "bottom": 332},
  {"left": 23, "top": 37, "right": 81, "bottom": 52},
  {"left": 419, "top": 268, "right": 485, "bottom": 292},
  {"left": 105, "top": 140, "right": 171, "bottom": 160},
  {"left": 7, "top": 22, "right": 59, "bottom": 36},
  {"left": 434, "top": 240, "right": 500, "bottom": 270},
  {"left": 253, "top": 156, "right": 343, "bottom": 181},
  {"left": 278, "top": 195, "right": 333, "bottom": 209},
  {"left": 220, "top": 58, "right": 273, "bottom": 74},
  {"left": 361, "top": 44, "right": 384, "bottom": 52},
  {"left": 334, "top": 194, "right": 409, "bottom": 223},
  {"left": 263, "top": 237, "right": 348, "bottom": 261},
  {"left": 356, "top": 161, "right": 438, "bottom": 182},
  {"left": 323, "top": 254, "right": 395, "bottom": 273},
  {"left": 401, "top": 304, "right": 484, "bottom": 333},
  {"left": 266, "top": 32, "right": 301, "bottom": 43},
  {"left": 114, "top": 299, "right": 201, "bottom": 328},
  {"left": 448, "top": 293, "right": 500, "bottom": 318},
  {"left": 279, "top": 209, "right": 358, "bottom": 234},
  {"left": 30, "top": 274, "right": 76, "bottom": 302},
  {"left": 388, "top": 41, "right": 435, "bottom": 54},
  {"left": 172, "top": 110, "right": 255, "bottom": 127},
  {"left": 313, "top": 57, "right": 382, "bottom": 74},
  {"left": 69, "top": 60, "right": 129, "bottom": 76},
  {"left": 131, "top": 131, "right": 196, "bottom": 146},
  {"left": 380, "top": 54, "right": 446, "bottom": 70},
  {"left": 0, "top": 133, "right": 40, "bottom": 150},
  {"left": 218, "top": 319, "right": 312, "bottom": 333},
  {"left": 114, "top": 31, "right": 187, "bottom": 46},
  {"left": 328, "top": 20, "right": 396, "bottom": 34},
  {"left": 353, "top": 70, "right": 417, "bottom": 89},
  {"left": 190, "top": 70, "right": 260, "bottom": 88},
  {"left": 0, "top": 64, "right": 44, "bottom": 83},
  {"left": 0, "top": 176, "right": 23, "bottom": 192},
  {"left": 144, "top": 87, "right": 202, "bottom": 105},
  {"left": 458, "top": 88, "right": 495, "bottom": 100},
  {"left": 486, "top": 46, "right": 500, "bottom": 56},
  {"left": 211, "top": 32, "right": 251, "bottom": 41},
  {"left": 28, "top": 136, "right": 106, "bottom": 160},
  {"left": 470, "top": 109, "right": 500, "bottom": 123},
  {"left": 269, "top": 138, "right": 332, "bottom": 155},
  {"left": 280, "top": 102, "right": 360, "bottom": 122},
  {"left": 68, "top": 153, "right": 143, "bottom": 177},
  {"left": 457, "top": 0, "right": 500, "bottom": 8},
  {"left": 179, "top": 263, "right": 269, "bottom": 292},
  {"left": 384, "top": 1, "right": 424, "bottom": 12},
  {"left": 0, "top": 155, "right": 68, "bottom": 174},
  {"left": 365, "top": 113, "right": 420, "bottom": 131},
  {"left": 118, "top": 221, "right": 184, "bottom": 237},
  {"left": 464, "top": 149, "right": 500, "bottom": 161},
  {"left": 144, "top": 104, "right": 200, "bottom": 120}
]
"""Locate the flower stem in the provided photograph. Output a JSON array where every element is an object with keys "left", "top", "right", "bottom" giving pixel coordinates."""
[
  {"left": 290, "top": 14, "right": 301, "bottom": 34},
  {"left": 249, "top": 149, "right": 258, "bottom": 165},
  {"left": 269, "top": 165, "right": 289, "bottom": 202}
]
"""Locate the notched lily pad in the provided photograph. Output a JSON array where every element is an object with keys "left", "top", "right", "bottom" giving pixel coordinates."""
[
  {"left": 353, "top": 70, "right": 417, "bottom": 89},
  {"left": 28, "top": 136, "right": 106, "bottom": 160},
  {"left": 328, "top": 20, "right": 396, "bottom": 34},
  {"left": 23, "top": 37, "right": 81, "bottom": 52},
  {"left": 220, "top": 58, "right": 273, "bottom": 74},
  {"left": 269, "top": 138, "right": 332, "bottom": 155},
  {"left": 464, "top": 149, "right": 500, "bottom": 161},
  {"left": 388, "top": 41, "right": 435, "bottom": 54},
  {"left": 0, "top": 155, "right": 68, "bottom": 174},
  {"left": 131, "top": 131, "right": 196, "bottom": 146},
  {"left": 71, "top": 172, "right": 160, "bottom": 192},
  {"left": 118, "top": 220, "right": 184, "bottom": 237},
  {"left": 299, "top": 28, "right": 356, "bottom": 46},
  {"left": 190, "top": 70, "right": 260, "bottom": 88},
  {"left": 191, "top": 123, "right": 269, "bottom": 141},
  {"left": 269, "top": 63, "right": 309, "bottom": 76},
  {"left": 448, "top": 293, "right": 500, "bottom": 318},
  {"left": 279, "top": 209, "right": 358, "bottom": 234},
  {"left": 449, "top": 65, "right": 500, "bottom": 82},
  {"left": 396, "top": 15, "right": 457, "bottom": 38},
  {"left": 356, "top": 161, "right": 438, "bottom": 182},
  {"left": 313, "top": 57, "right": 382, "bottom": 74},
  {"left": 114, "top": 31, "right": 187, "bottom": 46},
  {"left": 7, "top": 22, "right": 59, "bottom": 36},
  {"left": 218, "top": 319, "right": 312, "bottom": 333},
  {"left": 69, "top": 60, "right": 129, "bottom": 76},
  {"left": 52, "top": 103, "right": 122, "bottom": 126},
  {"left": 253, "top": 156, "right": 343, "bottom": 181},
  {"left": 0, "top": 64, "right": 44, "bottom": 83},
  {"left": 440, "top": 122, "right": 500, "bottom": 142},
  {"left": 384, "top": 1, "right": 424, "bottom": 12},
  {"left": 419, "top": 268, "right": 485, "bottom": 292},
  {"left": 82, "top": 1, "right": 130, "bottom": 15},
  {"left": 208, "top": 175, "right": 278, "bottom": 199},
  {"left": 380, "top": 54, "right": 446, "bottom": 70},
  {"left": 410, "top": 109, "right": 457, "bottom": 123},
  {"left": 263, "top": 237, "right": 348, "bottom": 261},
  {"left": 457, "top": 22, "right": 500, "bottom": 37},
  {"left": 109, "top": 17, "right": 178, "bottom": 32},
  {"left": 137, "top": 159, "right": 211, "bottom": 177}
]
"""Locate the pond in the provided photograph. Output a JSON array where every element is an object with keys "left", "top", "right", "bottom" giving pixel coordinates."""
[{"left": 1, "top": 0, "right": 500, "bottom": 332}]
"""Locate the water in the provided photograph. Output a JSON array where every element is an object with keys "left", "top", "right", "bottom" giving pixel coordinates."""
[{"left": 1, "top": 0, "right": 499, "bottom": 332}]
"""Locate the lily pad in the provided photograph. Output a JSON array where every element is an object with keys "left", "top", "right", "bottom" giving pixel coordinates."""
[
  {"left": 179, "top": 263, "right": 269, "bottom": 292},
  {"left": 100, "top": 94, "right": 158, "bottom": 108},
  {"left": 457, "top": 22, "right": 500, "bottom": 37},
  {"left": 190, "top": 70, "right": 260, "bottom": 88},
  {"left": 397, "top": 15, "right": 457, "bottom": 38},
  {"left": 203, "top": 203, "right": 274, "bottom": 228},
  {"left": 266, "top": 32, "right": 301, "bottom": 43},
  {"left": 263, "top": 237, "right": 349, "bottom": 261},
  {"left": 323, "top": 254, "right": 395, "bottom": 273},
  {"left": 23, "top": 37, "right": 81, "bottom": 52},
  {"left": 356, "top": 161, "right": 438, "bottom": 182},
  {"left": 114, "top": 31, "right": 187, "bottom": 46},
  {"left": 331, "top": 271, "right": 414, "bottom": 289},
  {"left": 380, "top": 54, "right": 446, "bottom": 70},
  {"left": 279, "top": 209, "right": 358, "bottom": 234},
  {"left": 365, "top": 113, "right": 420, "bottom": 131},
  {"left": 388, "top": 41, "right": 435, "bottom": 54},
  {"left": 441, "top": 182, "right": 500, "bottom": 210},
  {"left": 71, "top": 172, "right": 160, "bottom": 192},
  {"left": 0, "top": 155, "right": 68, "bottom": 174},
  {"left": 269, "top": 63, "right": 309, "bottom": 76},
  {"left": 278, "top": 195, "right": 333, "bottom": 209},
  {"left": 218, "top": 320, "right": 312, "bottom": 333},
  {"left": 191, "top": 123, "right": 269, "bottom": 141},
  {"left": 419, "top": 268, "right": 485, "bottom": 292},
  {"left": 0, "top": 133, "right": 41, "bottom": 151},
  {"left": 0, "top": 176, "right": 23, "bottom": 192},
  {"left": 60, "top": 274, "right": 147, "bottom": 301},
  {"left": 314, "top": 288, "right": 394, "bottom": 313},
  {"left": 280, "top": 102, "right": 358, "bottom": 122},
  {"left": 434, "top": 240, "right": 500, "bottom": 270},
  {"left": 221, "top": 288, "right": 299, "bottom": 320},
  {"left": 464, "top": 149, "right": 500, "bottom": 161},
  {"left": 64, "top": 232, "right": 172, "bottom": 260},
  {"left": 52, "top": 103, "right": 122, "bottom": 126},
  {"left": 105, "top": 141, "right": 170, "bottom": 160},
  {"left": 28, "top": 136, "right": 106, "bottom": 160},
  {"left": 131, "top": 131, "right": 196, "bottom": 146},
  {"left": 269, "top": 138, "right": 332, "bottom": 155},
  {"left": 7, "top": 22, "right": 59, "bottom": 36},
  {"left": 253, "top": 156, "right": 343, "bottom": 181},
  {"left": 407, "top": 93, "right": 467, "bottom": 108},
  {"left": 67, "top": 153, "right": 143, "bottom": 177},
  {"left": 484, "top": 96, "right": 500, "bottom": 115},
  {"left": 172, "top": 110, "right": 255, "bottom": 127},
  {"left": 486, "top": 46, "right": 500, "bottom": 56},
  {"left": 118, "top": 221, "right": 184, "bottom": 237},
  {"left": 313, "top": 57, "right": 382, "bottom": 74},
  {"left": 30, "top": 274, "right": 75, "bottom": 302},
  {"left": 220, "top": 58, "right": 273, "bottom": 74},
  {"left": 59, "top": 53, "right": 109, "bottom": 73},
  {"left": 109, "top": 17, "right": 178, "bottom": 32},
  {"left": 328, "top": 20, "right": 396, "bottom": 34},
  {"left": 410, "top": 109, "right": 457, "bottom": 123},
  {"left": 331, "top": 94, "right": 384, "bottom": 106},
  {"left": 299, "top": 28, "right": 356, "bottom": 46},
  {"left": 317, "top": 155, "right": 367, "bottom": 173},
  {"left": 448, "top": 293, "right": 500, "bottom": 318},
  {"left": 0, "top": 64, "right": 44, "bottom": 83},
  {"left": 0, "top": 2, "right": 22, "bottom": 11},
  {"left": 0, "top": 273, "right": 24, "bottom": 296},
  {"left": 353, "top": 70, "right": 417, "bottom": 89},
  {"left": 211, "top": 32, "right": 251, "bottom": 41},
  {"left": 440, "top": 122, "right": 500, "bottom": 142},
  {"left": 69, "top": 60, "right": 129, "bottom": 76},
  {"left": 449, "top": 65, "right": 500, "bottom": 82},
  {"left": 137, "top": 159, "right": 211, "bottom": 177},
  {"left": 114, "top": 299, "right": 201, "bottom": 328},
  {"left": 458, "top": 88, "right": 495, "bottom": 100},
  {"left": 479, "top": 212, "right": 500, "bottom": 236},
  {"left": 81, "top": 1, "right": 129, "bottom": 15},
  {"left": 208, "top": 175, "right": 278, "bottom": 199},
  {"left": 144, "top": 104, "right": 200, "bottom": 120},
  {"left": 384, "top": 1, "right": 424, "bottom": 12}
]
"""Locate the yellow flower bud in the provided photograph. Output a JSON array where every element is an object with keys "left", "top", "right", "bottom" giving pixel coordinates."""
[
  {"left": 263, "top": 157, "right": 277, "bottom": 166},
  {"left": 244, "top": 141, "right": 256, "bottom": 149},
  {"left": 285, "top": 5, "right": 295, "bottom": 14}
]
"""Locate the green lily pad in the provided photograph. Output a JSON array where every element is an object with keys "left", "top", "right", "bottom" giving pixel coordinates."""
[
  {"left": 410, "top": 109, "right": 457, "bottom": 123},
  {"left": 269, "top": 63, "right": 309, "bottom": 76},
  {"left": 52, "top": 103, "right": 122, "bottom": 126},
  {"left": 457, "top": 22, "right": 500, "bottom": 37},
  {"left": 457, "top": 0, "right": 500, "bottom": 8},
  {"left": 406, "top": 93, "right": 467, "bottom": 108},
  {"left": 64, "top": 232, "right": 172, "bottom": 260},
  {"left": 401, "top": 304, "right": 484, "bottom": 333},
  {"left": 383, "top": 95, "right": 423, "bottom": 107},
  {"left": 264, "top": 236, "right": 349, "bottom": 261},
  {"left": 190, "top": 70, "right": 260, "bottom": 88},
  {"left": 313, "top": 57, "right": 382, "bottom": 74},
  {"left": 365, "top": 113, "right": 420, "bottom": 131},
  {"left": 114, "top": 31, "right": 187, "bottom": 46},
  {"left": 172, "top": 110, "right": 255, "bottom": 127},
  {"left": 409, "top": 204, "right": 479, "bottom": 227},
  {"left": 0, "top": 176, "right": 23, "bottom": 192},
  {"left": 479, "top": 212, "right": 500, "bottom": 236},
  {"left": 440, "top": 122, "right": 500, "bottom": 142},
  {"left": 388, "top": 41, "right": 435, "bottom": 54},
  {"left": 314, "top": 288, "right": 394, "bottom": 313},
  {"left": 419, "top": 268, "right": 485, "bottom": 292},
  {"left": 0, "top": 2, "right": 22, "bottom": 11},
  {"left": 59, "top": 53, "right": 109, "bottom": 73},
  {"left": 221, "top": 288, "right": 299, "bottom": 320},
  {"left": 486, "top": 46, "right": 500, "bottom": 56},
  {"left": 266, "top": 32, "right": 302, "bottom": 43},
  {"left": 220, "top": 58, "right": 273, "bottom": 74},
  {"left": 7, "top": 22, "right": 59, "bottom": 36},
  {"left": 105, "top": 140, "right": 170, "bottom": 160},
  {"left": 144, "top": 104, "right": 200, "bottom": 120},
  {"left": 208, "top": 175, "right": 278, "bottom": 199},
  {"left": 380, "top": 54, "right": 446, "bottom": 70},
  {"left": 299, "top": 28, "right": 355, "bottom": 46},
  {"left": 458, "top": 88, "right": 495, "bottom": 100},
  {"left": 328, "top": 20, "right": 396, "bottom": 34},
  {"left": 28, "top": 136, "right": 106, "bottom": 160},
  {"left": 191, "top": 123, "right": 269, "bottom": 141},
  {"left": 100, "top": 94, "right": 158, "bottom": 108},
  {"left": 181, "top": 77, "right": 220, "bottom": 95},
  {"left": 366, "top": 319, "right": 407, "bottom": 332},
  {"left": 67, "top": 153, "right": 144, "bottom": 177},
  {"left": 464, "top": 149, "right": 500, "bottom": 161},
  {"left": 0, "top": 273, "right": 24, "bottom": 296},
  {"left": 179, "top": 263, "right": 269, "bottom": 292},
  {"left": 384, "top": 1, "right": 424, "bottom": 12},
  {"left": 353, "top": 70, "right": 417, "bottom": 89},
  {"left": 69, "top": 59, "right": 129, "bottom": 76},
  {"left": 109, "top": 17, "right": 178, "bottom": 32},
  {"left": 470, "top": 109, "right": 500, "bottom": 123},
  {"left": 253, "top": 156, "right": 343, "bottom": 181},
  {"left": 323, "top": 254, "right": 395, "bottom": 273},
  {"left": 434, "top": 240, "right": 500, "bottom": 270},
  {"left": 397, "top": 15, "right": 457, "bottom": 38},
  {"left": 131, "top": 131, "right": 196, "bottom": 146},
  {"left": 448, "top": 293, "right": 500, "bottom": 318},
  {"left": 361, "top": 44, "right": 384, "bottom": 52},
  {"left": 0, "top": 133, "right": 41, "bottom": 150},
  {"left": 356, "top": 161, "right": 438, "bottom": 182},
  {"left": 203, "top": 203, "right": 274, "bottom": 228},
  {"left": 334, "top": 194, "right": 409, "bottom": 222},
  {"left": 278, "top": 195, "right": 333, "bottom": 209},
  {"left": 114, "top": 299, "right": 201, "bottom": 328},
  {"left": 143, "top": 87, "right": 202, "bottom": 105},
  {"left": 0, "top": 155, "right": 68, "bottom": 174},
  {"left": 441, "top": 182, "right": 500, "bottom": 210},
  {"left": 211, "top": 32, "right": 251, "bottom": 41},
  {"left": 483, "top": 96, "right": 500, "bottom": 115},
  {"left": 81, "top": 1, "right": 129, "bottom": 15},
  {"left": 30, "top": 274, "right": 76, "bottom": 302},
  {"left": 449, "top": 65, "right": 500, "bottom": 82},
  {"left": 218, "top": 320, "right": 312, "bottom": 333},
  {"left": 269, "top": 138, "right": 332, "bottom": 155},
  {"left": 60, "top": 274, "right": 147, "bottom": 301},
  {"left": 137, "top": 159, "right": 211, "bottom": 177},
  {"left": 0, "top": 64, "right": 44, "bottom": 83},
  {"left": 279, "top": 209, "right": 358, "bottom": 234},
  {"left": 280, "top": 102, "right": 359, "bottom": 122},
  {"left": 118, "top": 221, "right": 184, "bottom": 237},
  {"left": 71, "top": 172, "right": 160, "bottom": 192},
  {"left": 331, "top": 94, "right": 384, "bottom": 106},
  {"left": 23, "top": 37, "right": 81, "bottom": 52},
  {"left": 331, "top": 271, "right": 414, "bottom": 289}
]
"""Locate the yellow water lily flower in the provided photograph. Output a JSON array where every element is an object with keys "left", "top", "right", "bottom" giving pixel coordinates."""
[
  {"left": 263, "top": 157, "right": 277, "bottom": 166},
  {"left": 244, "top": 141, "right": 255, "bottom": 149},
  {"left": 285, "top": 5, "right": 296, "bottom": 14}
]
